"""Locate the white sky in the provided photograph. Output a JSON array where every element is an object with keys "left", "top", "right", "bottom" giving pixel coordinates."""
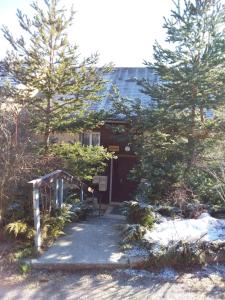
[{"left": 0, "top": 0, "right": 173, "bottom": 66}]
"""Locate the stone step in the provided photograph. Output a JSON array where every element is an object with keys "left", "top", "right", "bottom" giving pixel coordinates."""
[{"left": 30, "top": 256, "right": 149, "bottom": 271}]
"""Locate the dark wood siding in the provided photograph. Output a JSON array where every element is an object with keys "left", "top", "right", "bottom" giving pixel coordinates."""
[{"left": 98, "top": 122, "right": 138, "bottom": 203}]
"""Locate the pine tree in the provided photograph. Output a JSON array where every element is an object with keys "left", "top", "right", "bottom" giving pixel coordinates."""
[
  {"left": 139, "top": 0, "right": 225, "bottom": 201},
  {"left": 113, "top": 0, "right": 225, "bottom": 202},
  {"left": 2, "top": 0, "right": 111, "bottom": 148},
  {"left": 143, "top": 0, "right": 225, "bottom": 163}
]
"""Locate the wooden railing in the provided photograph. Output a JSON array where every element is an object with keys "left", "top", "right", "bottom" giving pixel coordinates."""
[{"left": 28, "top": 170, "right": 91, "bottom": 251}]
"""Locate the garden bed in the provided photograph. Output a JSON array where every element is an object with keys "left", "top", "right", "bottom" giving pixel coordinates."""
[{"left": 121, "top": 201, "right": 225, "bottom": 267}]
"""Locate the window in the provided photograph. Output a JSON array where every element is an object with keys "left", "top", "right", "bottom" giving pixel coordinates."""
[
  {"left": 92, "top": 132, "right": 101, "bottom": 146},
  {"left": 80, "top": 132, "right": 100, "bottom": 146}
]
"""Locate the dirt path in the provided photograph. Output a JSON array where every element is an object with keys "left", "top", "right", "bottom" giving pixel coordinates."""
[{"left": 0, "top": 266, "right": 225, "bottom": 299}]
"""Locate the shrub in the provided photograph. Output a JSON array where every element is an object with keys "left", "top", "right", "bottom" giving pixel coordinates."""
[
  {"left": 49, "top": 142, "right": 113, "bottom": 181},
  {"left": 122, "top": 201, "right": 155, "bottom": 229},
  {"left": 149, "top": 241, "right": 207, "bottom": 268},
  {"left": 19, "top": 263, "right": 31, "bottom": 275},
  {"left": 210, "top": 205, "right": 225, "bottom": 218},
  {"left": 156, "top": 206, "right": 175, "bottom": 217},
  {"left": 8, "top": 245, "right": 37, "bottom": 263},
  {"left": 42, "top": 204, "right": 74, "bottom": 239},
  {"left": 121, "top": 224, "right": 147, "bottom": 243}
]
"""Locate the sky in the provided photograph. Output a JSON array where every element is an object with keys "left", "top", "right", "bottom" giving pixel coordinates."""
[{"left": 0, "top": 0, "right": 174, "bottom": 66}]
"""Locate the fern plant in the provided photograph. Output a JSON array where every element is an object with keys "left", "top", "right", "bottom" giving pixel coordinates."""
[
  {"left": 5, "top": 220, "right": 35, "bottom": 239},
  {"left": 42, "top": 204, "right": 74, "bottom": 239}
]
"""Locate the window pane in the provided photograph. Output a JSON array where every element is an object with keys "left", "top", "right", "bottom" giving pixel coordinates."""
[
  {"left": 92, "top": 132, "right": 100, "bottom": 146},
  {"left": 83, "top": 133, "right": 90, "bottom": 145}
]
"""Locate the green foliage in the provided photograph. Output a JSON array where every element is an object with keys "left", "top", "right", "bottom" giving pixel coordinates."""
[
  {"left": 210, "top": 205, "right": 225, "bottom": 218},
  {"left": 2, "top": 0, "right": 111, "bottom": 148},
  {"left": 121, "top": 224, "right": 147, "bottom": 243},
  {"left": 122, "top": 201, "right": 155, "bottom": 228},
  {"left": 8, "top": 246, "right": 37, "bottom": 262},
  {"left": 150, "top": 241, "right": 207, "bottom": 268},
  {"left": 156, "top": 206, "right": 176, "bottom": 217},
  {"left": 5, "top": 220, "right": 27, "bottom": 237},
  {"left": 42, "top": 204, "right": 73, "bottom": 239},
  {"left": 50, "top": 142, "right": 113, "bottom": 180},
  {"left": 184, "top": 167, "right": 219, "bottom": 204},
  {"left": 112, "top": 0, "right": 225, "bottom": 206},
  {"left": 5, "top": 220, "right": 35, "bottom": 239},
  {"left": 65, "top": 192, "right": 81, "bottom": 205},
  {"left": 132, "top": 131, "right": 186, "bottom": 200},
  {"left": 120, "top": 242, "right": 133, "bottom": 251},
  {"left": 19, "top": 263, "right": 31, "bottom": 275}
]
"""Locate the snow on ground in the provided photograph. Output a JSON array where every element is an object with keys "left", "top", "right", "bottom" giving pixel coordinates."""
[
  {"left": 117, "top": 267, "right": 179, "bottom": 280},
  {"left": 124, "top": 246, "right": 149, "bottom": 257},
  {"left": 198, "top": 264, "right": 225, "bottom": 278},
  {"left": 144, "top": 213, "right": 225, "bottom": 247},
  {"left": 159, "top": 267, "right": 179, "bottom": 280}
]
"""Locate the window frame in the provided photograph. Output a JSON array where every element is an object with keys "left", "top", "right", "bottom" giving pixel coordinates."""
[{"left": 80, "top": 131, "right": 101, "bottom": 146}]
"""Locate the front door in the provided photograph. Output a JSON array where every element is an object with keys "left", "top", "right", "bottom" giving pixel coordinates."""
[{"left": 112, "top": 156, "right": 137, "bottom": 202}]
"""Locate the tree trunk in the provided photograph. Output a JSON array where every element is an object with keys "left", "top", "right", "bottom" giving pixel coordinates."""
[
  {"left": 43, "top": 99, "right": 51, "bottom": 150},
  {"left": 190, "top": 105, "right": 196, "bottom": 162},
  {"left": 186, "top": 105, "right": 196, "bottom": 171},
  {"left": 0, "top": 192, "right": 5, "bottom": 226},
  {"left": 186, "top": 84, "right": 198, "bottom": 169},
  {"left": 43, "top": 124, "right": 50, "bottom": 150},
  {"left": 200, "top": 106, "right": 204, "bottom": 123}
]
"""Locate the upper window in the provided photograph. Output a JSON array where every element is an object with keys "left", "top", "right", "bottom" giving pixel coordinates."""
[{"left": 80, "top": 132, "right": 100, "bottom": 146}]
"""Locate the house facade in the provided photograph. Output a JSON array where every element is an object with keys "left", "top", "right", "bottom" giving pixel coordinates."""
[
  {"left": 82, "top": 67, "right": 156, "bottom": 203},
  {"left": 0, "top": 67, "right": 156, "bottom": 203}
]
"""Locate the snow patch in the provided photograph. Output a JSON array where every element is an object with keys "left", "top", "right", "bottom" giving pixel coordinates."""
[
  {"left": 144, "top": 213, "right": 225, "bottom": 247},
  {"left": 116, "top": 267, "right": 178, "bottom": 280},
  {"left": 159, "top": 267, "right": 178, "bottom": 280},
  {"left": 125, "top": 246, "right": 149, "bottom": 257},
  {"left": 119, "top": 269, "right": 153, "bottom": 278},
  {"left": 198, "top": 264, "right": 225, "bottom": 278}
]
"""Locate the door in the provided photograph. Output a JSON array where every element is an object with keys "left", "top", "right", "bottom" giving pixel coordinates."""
[{"left": 112, "top": 156, "right": 137, "bottom": 202}]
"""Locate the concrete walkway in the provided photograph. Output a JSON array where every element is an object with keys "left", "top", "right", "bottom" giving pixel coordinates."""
[{"left": 31, "top": 215, "right": 148, "bottom": 270}]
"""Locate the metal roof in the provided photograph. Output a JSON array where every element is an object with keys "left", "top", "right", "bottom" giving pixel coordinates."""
[
  {"left": 0, "top": 73, "right": 16, "bottom": 87},
  {"left": 0, "top": 67, "right": 157, "bottom": 111},
  {"left": 91, "top": 67, "right": 157, "bottom": 111}
]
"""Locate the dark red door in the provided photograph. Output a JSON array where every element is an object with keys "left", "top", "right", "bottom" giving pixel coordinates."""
[{"left": 112, "top": 156, "right": 137, "bottom": 202}]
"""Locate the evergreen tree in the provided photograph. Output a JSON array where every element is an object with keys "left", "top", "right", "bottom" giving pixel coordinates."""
[
  {"left": 144, "top": 0, "right": 225, "bottom": 163},
  {"left": 113, "top": 0, "right": 225, "bottom": 202},
  {"left": 142, "top": 0, "right": 225, "bottom": 201},
  {"left": 1, "top": 0, "right": 111, "bottom": 148}
]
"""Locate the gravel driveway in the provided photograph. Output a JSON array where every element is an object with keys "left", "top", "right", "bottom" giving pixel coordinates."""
[{"left": 0, "top": 266, "right": 225, "bottom": 300}]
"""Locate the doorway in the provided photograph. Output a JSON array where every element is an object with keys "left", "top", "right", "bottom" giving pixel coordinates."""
[{"left": 111, "top": 156, "right": 137, "bottom": 202}]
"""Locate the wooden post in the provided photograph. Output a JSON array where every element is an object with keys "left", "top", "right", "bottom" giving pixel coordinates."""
[
  {"left": 59, "top": 178, "right": 64, "bottom": 207},
  {"left": 55, "top": 179, "right": 59, "bottom": 208},
  {"left": 80, "top": 183, "right": 84, "bottom": 202},
  {"left": 33, "top": 187, "right": 41, "bottom": 252},
  {"left": 109, "top": 158, "right": 113, "bottom": 204}
]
